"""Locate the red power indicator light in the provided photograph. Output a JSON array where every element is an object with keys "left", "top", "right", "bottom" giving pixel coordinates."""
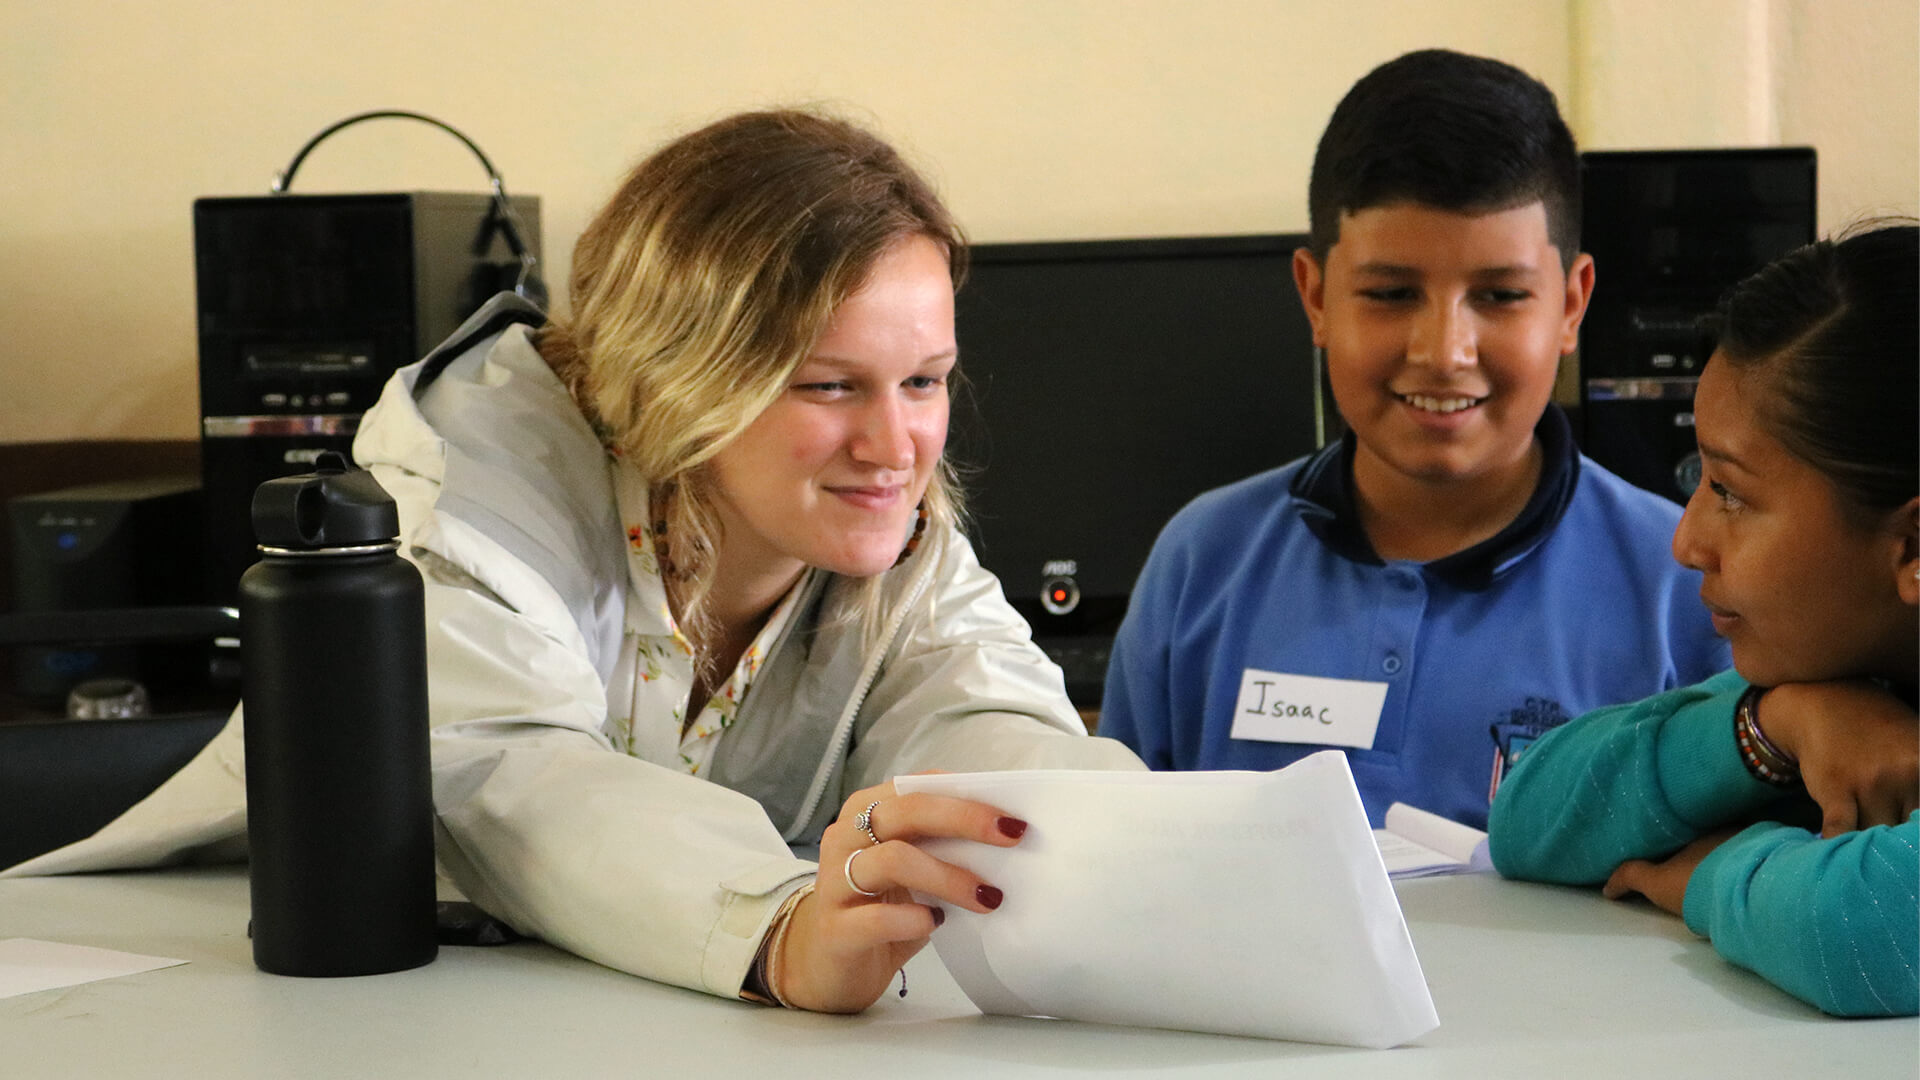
[{"left": 1040, "top": 576, "right": 1078, "bottom": 614}]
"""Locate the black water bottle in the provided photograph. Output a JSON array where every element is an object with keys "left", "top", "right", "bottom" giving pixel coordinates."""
[{"left": 240, "top": 451, "right": 436, "bottom": 976}]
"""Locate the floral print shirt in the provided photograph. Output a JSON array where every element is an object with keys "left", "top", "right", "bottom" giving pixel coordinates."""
[{"left": 605, "top": 461, "right": 806, "bottom": 777}]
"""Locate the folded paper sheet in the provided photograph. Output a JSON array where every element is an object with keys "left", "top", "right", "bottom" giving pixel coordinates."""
[{"left": 895, "top": 752, "right": 1438, "bottom": 1047}]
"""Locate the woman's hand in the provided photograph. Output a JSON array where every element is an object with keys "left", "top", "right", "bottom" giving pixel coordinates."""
[
  {"left": 1603, "top": 829, "right": 1740, "bottom": 915},
  {"left": 772, "top": 780, "right": 1027, "bottom": 1013},
  {"left": 1756, "top": 682, "right": 1920, "bottom": 837}
]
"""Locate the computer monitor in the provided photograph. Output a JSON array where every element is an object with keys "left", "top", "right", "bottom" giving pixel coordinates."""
[{"left": 950, "top": 233, "right": 1324, "bottom": 703}]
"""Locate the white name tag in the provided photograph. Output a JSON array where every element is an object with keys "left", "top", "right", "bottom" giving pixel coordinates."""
[{"left": 1230, "top": 668, "right": 1389, "bottom": 750}]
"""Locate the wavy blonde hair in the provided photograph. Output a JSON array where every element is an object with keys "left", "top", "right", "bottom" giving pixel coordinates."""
[{"left": 539, "top": 109, "right": 968, "bottom": 660}]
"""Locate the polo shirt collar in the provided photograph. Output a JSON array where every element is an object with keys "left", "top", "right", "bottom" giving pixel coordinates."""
[{"left": 1289, "top": 404, "right": 1582, "bottom": 591}]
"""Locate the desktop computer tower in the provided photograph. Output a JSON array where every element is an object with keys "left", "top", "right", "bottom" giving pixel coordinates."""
[
  {"left": 194, "top": 191, "right": 540, "bottom": 603},
  {"left": 1579, "top": 149, "right": 1815, "bottom": 503}
]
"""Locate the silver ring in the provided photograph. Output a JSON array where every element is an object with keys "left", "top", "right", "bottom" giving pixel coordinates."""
[
  {"left": 844, "top": 847, "right": 883, "bottom": 898},
  {"left": 854, "top": 801, "right": 882, "bottom": 847}
]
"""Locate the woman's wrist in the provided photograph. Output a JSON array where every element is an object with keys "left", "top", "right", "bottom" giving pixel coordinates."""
[
  {"left": 1734, "top": 685, "right": 1801, "bottom": 787},
  {"left": 740, "top": 881, "right": 814, "bottom": 1008}
]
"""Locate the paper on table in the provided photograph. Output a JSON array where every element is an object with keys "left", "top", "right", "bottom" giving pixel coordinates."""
[
  {"left": 895, "top": 751, "right": 1438, "bottom": 1048},
  {"left": 1373, "top": 802, "right": 1493, "bottom": 879},
  {"left": 0, "top": 938, "right": 186, "bottom": 999}
]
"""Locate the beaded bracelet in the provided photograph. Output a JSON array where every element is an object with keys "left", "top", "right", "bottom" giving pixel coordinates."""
[{"left": 1734, "top": 685, "right": 1800, "bottom": 787}]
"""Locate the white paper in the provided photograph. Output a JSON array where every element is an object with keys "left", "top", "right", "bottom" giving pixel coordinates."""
[
  {"left": 895, "top": 752, "right": 1439, "bottom": 1048},
  {"left": 1374, "top": 802, "right": 1493, "bottom": 879},
  {"left": 0, "top": 938, "right": 186, "bottom": 999}
]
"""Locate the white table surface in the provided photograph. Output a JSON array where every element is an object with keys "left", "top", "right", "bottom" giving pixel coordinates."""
[{"left": 2, "top": 866, "right": 1913, "bottom": 1079}]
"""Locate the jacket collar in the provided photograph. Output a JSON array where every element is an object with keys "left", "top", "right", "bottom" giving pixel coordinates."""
[
  {"left": 1289, "top": 404, "right": 1582, "bottom": 591},
  {"left": 373, "top": 293, "right": 631, "bottom": 681},
  {"left": 413, "top": 291, "right": 547, "bottom": 394}
]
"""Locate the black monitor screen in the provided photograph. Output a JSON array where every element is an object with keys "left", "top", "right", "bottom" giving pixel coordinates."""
[{"left": 951, "top": 234, "right": 1324, "bottom": 696}]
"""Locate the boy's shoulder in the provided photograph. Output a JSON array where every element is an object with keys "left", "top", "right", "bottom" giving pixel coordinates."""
[
  {"left": 1560, "top": 453, "right": 1688, "bottom": 538},
  {"left": 1156, "top": 454, "right": 1319, "bottom": 551}
]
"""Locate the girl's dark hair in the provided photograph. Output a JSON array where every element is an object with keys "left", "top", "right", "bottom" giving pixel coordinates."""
[{"left": 1710, "top": 221, "right": 1918, "bottom": 517}]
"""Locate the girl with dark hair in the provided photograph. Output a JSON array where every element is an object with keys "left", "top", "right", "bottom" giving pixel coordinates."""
[{"left": 1488, "top": 222, "right": 1919, "bottom": 1017}]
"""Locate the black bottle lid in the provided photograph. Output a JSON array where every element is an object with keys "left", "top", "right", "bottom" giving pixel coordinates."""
[{"left": 251, "top": 451, "right": 401, "bottom": 551}]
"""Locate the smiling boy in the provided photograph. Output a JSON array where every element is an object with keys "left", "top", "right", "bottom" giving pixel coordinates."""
[{"left": 1099, "top": 50, "right": 1730, "bottom": 827}]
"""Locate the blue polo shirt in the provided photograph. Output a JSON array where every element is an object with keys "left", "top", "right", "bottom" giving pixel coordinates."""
[{"left": 1100, "top": 407, "right": 1731, "bottom": 828}]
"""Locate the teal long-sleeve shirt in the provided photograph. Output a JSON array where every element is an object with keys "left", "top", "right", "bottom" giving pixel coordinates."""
[{"left": 1487, "top": 670, "right": 1918, "bottom": 1017}]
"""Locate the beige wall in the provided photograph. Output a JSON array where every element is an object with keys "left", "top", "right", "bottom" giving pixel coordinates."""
[
  {"left": 3, "top": 1, "right": 1911, "bottom": 445},
  {"left": 1574, "top": 0, "right": 1919, "bottom": 231},
  {"left": 1777, "top": 0, "right": 1920, "bottom": 230}
]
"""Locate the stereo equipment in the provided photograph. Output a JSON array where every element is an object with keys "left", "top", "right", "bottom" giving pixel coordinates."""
[
  {"left": 1579, "top": 148, "right": 1816, "bottom": 503},
  {"left": 194, "top": 190, "right": 541, "bottom": 602},
  {"left": 7, "top": 477, "right": 206, "bottom": 707},
  {"left": 953, "top": 234, "right": 1322, "bottom": 703}
]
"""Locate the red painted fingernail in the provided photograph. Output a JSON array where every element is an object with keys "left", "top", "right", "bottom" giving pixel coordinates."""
[
  {"left": 931, "top": 906, "right": 946, "bottom": 928},
  {"left": 997, "top": 816, "right": 1028, "bottom": 839},
  {"left": 976, "top": 884, "right": 1004, "bottom": 910}
]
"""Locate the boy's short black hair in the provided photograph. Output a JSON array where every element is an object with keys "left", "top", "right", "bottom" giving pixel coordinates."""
[{"left": 1308, "top": 49, "right": 1581, "bottom": 270}]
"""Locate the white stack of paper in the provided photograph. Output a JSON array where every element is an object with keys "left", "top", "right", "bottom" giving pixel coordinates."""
[
  {"left": 1373, "top": 802, "right": 1493, "bottom": 879},
  {"left": 895, "top": 752, "right": 1439, "bottom": 1048}
]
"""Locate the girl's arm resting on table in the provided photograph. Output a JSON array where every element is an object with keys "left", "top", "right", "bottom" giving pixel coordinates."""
[
  {"left": 1684, "top": 814, "right": 1919, "bottom": 1017},
  {"left": 1489, "top": 671, "right": 1777, "bottom": 883}
]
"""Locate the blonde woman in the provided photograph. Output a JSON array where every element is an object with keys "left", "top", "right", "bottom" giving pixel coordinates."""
[
  {"left": 18, "top": 111, "right": 1142, "bottom": 1012},
  {"left": 365, "top": 109, "right": 1145, "bottom": 1011}
]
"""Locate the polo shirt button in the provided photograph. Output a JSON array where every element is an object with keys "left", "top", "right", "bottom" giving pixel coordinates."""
[{"left": 1381, "top": 654, "right": 1403, "bottom": 675}]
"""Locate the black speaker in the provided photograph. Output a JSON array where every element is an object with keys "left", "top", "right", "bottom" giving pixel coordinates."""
[
  {"left": 7, "top": 477, "right": 205, "bottom": 707},
  {"left": 194, "top": 191, "right": 541, "bottom": 603},
  {"left": 1579, "top": 148, "right": 1816, "bottom": 503}
]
